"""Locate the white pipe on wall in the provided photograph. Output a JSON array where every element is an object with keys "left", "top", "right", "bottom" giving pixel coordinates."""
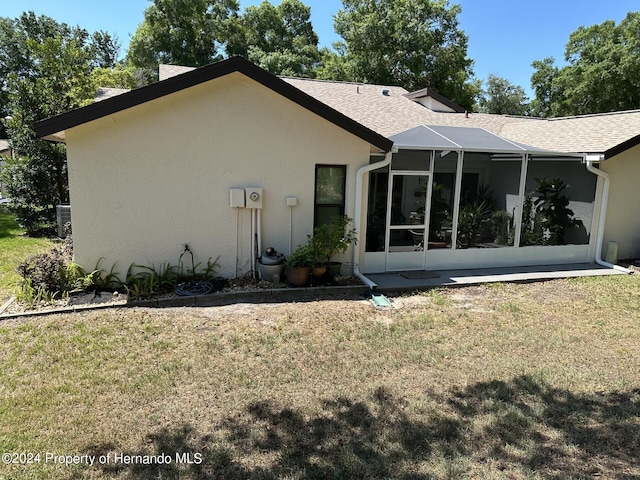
[
  {"left": 353, "top": 151, "right": 393, "bottom": 289},
  {"left": 288, "top": 206, "right": 293, "bottom": 256},
  {"left": 585, "top": 158, "right": 632, "bottom": 273},
  {"left": 250, "top": 208, "right": 256, "bottom": 279},
  {"left": 235, "top": 207, "right": 240, "bottom": 278},
  {"left": 257, "top": 208, "right": 262, "bottom": 261}
]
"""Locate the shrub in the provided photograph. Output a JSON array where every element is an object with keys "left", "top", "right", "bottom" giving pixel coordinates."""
[{"left": 16, "top": 247, "right": 70, "bottom": 297}]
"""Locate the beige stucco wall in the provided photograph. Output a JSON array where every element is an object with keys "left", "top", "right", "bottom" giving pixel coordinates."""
[
  {"left": 65, "top": 72, "right": 373, "bottom": 279},
  {"left": 601, "top": 145, "right": 640, "bottom": 260}
]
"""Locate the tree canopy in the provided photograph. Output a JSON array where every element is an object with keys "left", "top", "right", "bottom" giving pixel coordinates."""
[
  {"left": 126, "top": 0, "right": 240, "bottom": 71},
  {"left": 227, "top": 0, "right": 320, "bottom": 77},
  {"left": 478, "top": 74, "right": 529, "bottom": 116},
  {"left": 318, "top": 0, "right": 478, "bottom": 110},
  {"left": 128, "top": 0, "right": 321, "bottom": 78},
  {"left": 530, "top": 12, "right": 640, "bottom": 117},
  {"left": 0, "top": 12, "right": 124, "bottom": 233}
]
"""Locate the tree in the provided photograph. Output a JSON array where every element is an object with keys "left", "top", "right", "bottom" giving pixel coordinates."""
[
  {"left": 530, "top": 12, "right": 640, "bottom": 117},
  {"left": 321, "top": 0, "right": 478, "bottom": 110},
  {"left": 0, "top": 12, "right": 120, "bottom": 234},
  {"left": 89, "top": 66, "right": 138, "bottom": 90},
  {"left": 0, "top": 12, "right": 119, "bottom": 135},
  {"left": 126, "top": 0, "right": 240, "bottom": 71},
  {"left": 478, "top": 74, "right": 529, "bottom": 115},
  {"left": 228, "top": 0, "right": 320, "bottom": 77},
  {"left": 529, "top": 57, "right": 560, "bottom": 118}
]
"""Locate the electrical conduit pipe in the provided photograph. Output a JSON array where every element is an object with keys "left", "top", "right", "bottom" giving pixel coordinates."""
[
  {"left": 585, "top": 157, "right": 632, "bottom": 273},
  {"left": 353, "top": 151, "right": 394, "bottom": 289}
]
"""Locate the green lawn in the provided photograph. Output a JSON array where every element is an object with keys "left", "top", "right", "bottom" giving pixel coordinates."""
[
  {"left": 0, "top": 206, "right": 54, "bottom": 302},
  {"left": 0, "top": 274, "right": 639, "bottom": 479}
]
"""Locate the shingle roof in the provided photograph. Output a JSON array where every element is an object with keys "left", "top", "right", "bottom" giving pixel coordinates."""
[
  {"left": 36, "top": 58, "right": 640, "bottom": 157},
  {"left": 284, "top": 77, "right": 640, "bottom": 155},
  {"left": 500, "top": 110, "right": 640, "bottom": 155},
  {"left": 94, "top": 87, "right": 131, "bottom": 102}
]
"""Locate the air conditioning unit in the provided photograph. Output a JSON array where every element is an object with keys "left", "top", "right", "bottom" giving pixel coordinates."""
[{"left": 56, "top": 204, "right": 71, "bottom": 238}]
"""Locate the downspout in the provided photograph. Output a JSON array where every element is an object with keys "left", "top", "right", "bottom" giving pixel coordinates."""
[
  {"left": 353, "top": 150, "right": 394, "bottom": 289},
  {"left": 585, "top": 156, "right": 632, "bottom": 273}
]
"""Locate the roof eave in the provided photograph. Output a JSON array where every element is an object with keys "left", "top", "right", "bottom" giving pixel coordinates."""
[{"left": 604, "top": 133, "right": 640, "bottom": 160}]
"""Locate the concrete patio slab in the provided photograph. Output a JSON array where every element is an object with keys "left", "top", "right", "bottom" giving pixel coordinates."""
[{"left": 367, "top": 263, "right": 629, "bottom": 293}]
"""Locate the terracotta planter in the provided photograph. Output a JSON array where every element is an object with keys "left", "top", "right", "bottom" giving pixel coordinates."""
[
  {"left": 286, "top": 267, "right": 311, "bottom": 287},
  {"left": 312, "top": 266, "right": 327, "bottom": 277}
]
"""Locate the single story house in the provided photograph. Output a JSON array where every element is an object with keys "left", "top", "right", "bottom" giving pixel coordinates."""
[{"left": 34, "top": 56, "right": 640, "bottom": 284}]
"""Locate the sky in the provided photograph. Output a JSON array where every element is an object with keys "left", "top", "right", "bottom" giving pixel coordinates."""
[{"left": 1, "top": 0, "right": 639, "bottom": 97}]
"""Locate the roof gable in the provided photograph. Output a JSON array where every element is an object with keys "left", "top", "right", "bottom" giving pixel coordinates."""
[{"left": 34, "top": 56, "right": 392, "bottom": 152}]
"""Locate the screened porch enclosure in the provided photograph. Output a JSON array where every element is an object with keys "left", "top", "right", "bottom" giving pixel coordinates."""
[{"left": 362, "top": 126, "right": 598, "bottom": 273}]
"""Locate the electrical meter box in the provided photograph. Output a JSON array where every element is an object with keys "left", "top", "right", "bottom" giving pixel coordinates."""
[{"left": 245, "top": 187, "right": 263, "bottom": 209}]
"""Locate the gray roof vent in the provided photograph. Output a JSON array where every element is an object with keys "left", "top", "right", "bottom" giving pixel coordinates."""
[{"left": 380, "top": 88, "right": 390, "bottom": 97}]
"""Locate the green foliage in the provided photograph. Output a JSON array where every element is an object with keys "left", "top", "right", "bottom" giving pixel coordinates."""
[
  {"left": 519, "top": 192, "right": 544, "bottom": 247},
  {"left": 0, "top": 206, "right": 54, "bottom": 300},
  {"left": 0, "top": 151, "right": 66, "bottom": 235},
  {"left": 491, "top": 210, "right": 512, "bottom": 245},
  {"left": 529, "top": 57, "right": 560, "bottom": 118},
  {"left": 428, "top": 182, "right": 451, "bottom": 242},
  {"left": 17, "top": 248, "right": 71, "bottom": 297},
  {"left": 520, "top": 178, "right": 582, "bottom": 246},
  {"left": 327, "top": 0, "right": 478, "bottom": 110},
  {"left": 125, "top": 257, "right": 221, "bottom": 300},
  {"left": 530, "top": 12, "right": 640, "bottom": 117},
  {"left": 125, "top": 263, "right": 178, "bottom": 299},
  {"left": 16, "top": 259, "right": 111, "bottom": 308},
  {"left": 309, "top": 215, "right": 357, "bottom": 265},
  {"left": 478, "top": 74, "right": 529, "bottom": 115},
  {"left": 285, "top": 244, "right": 314, "bottom": 269},
  {"left": 0, "top": 12, "right": 121, "bottom": 234},
  {"left": 126, "top": 0, "right": 240, "bottom": 70},
  {"left": 457, "top": 201, "right": 493, "bottom": 248},
  {"left": 15, "top": 277, "right": 57, "bottom": 308},
  {"left": 534, "top": 177, "right": 583, "bottom": 245},
  {"left": 457, "top": 184, "right": 495, "bottom": 248},
  {"left": 0, "top": 12, "right": 118, "bottom": 136},
  {"left": 229, "top": 0, "right": 320, "bottom": 77},
  {"left": 89, "top": 66, "right": 138, "bottom": 90}
]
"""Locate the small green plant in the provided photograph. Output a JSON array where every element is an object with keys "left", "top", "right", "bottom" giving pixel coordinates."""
[
  {"left": 125, "top": 262, "right": 178, "bottom": 300},
  {"left": 457, "top": 201, "right": 493, "bottom": 248},
  {"left": 124, "top": 257, "right": 221, "bottom": 300},
  {"left": 309, "top": 215, "right": 357, "bottom": 265},
  {"left": 285, "top": 244, "right": 314, "bottom": 269},
  {"left": 15, "top": 277, "right": 58, "bottom": 308}
]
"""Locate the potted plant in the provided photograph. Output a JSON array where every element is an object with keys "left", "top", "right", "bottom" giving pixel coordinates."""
[
  {"left": 285, "top": 244, "right": 314, "bottom": 286},
  {"left": 310, "top": 215, "right": 357, "bottom": 276}
]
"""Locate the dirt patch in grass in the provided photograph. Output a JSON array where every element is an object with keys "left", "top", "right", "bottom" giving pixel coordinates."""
[{"left": 1, "top": 275, "right": 639, "bottom": 479}]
